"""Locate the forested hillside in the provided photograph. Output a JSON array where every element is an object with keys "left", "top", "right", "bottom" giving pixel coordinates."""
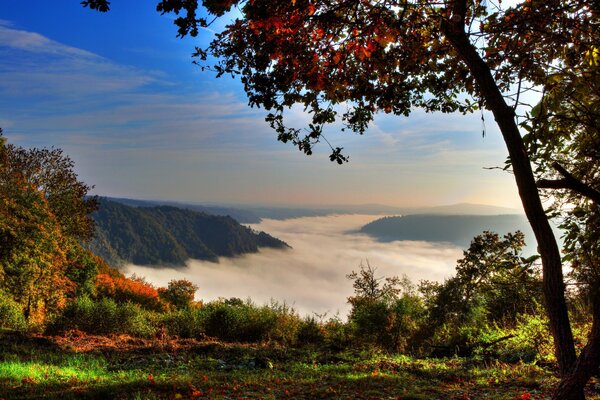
[
  {"left": 360, "top": 214, "right": 534, "bottom": 248},
  {"left": 108, "top": 197, "right": 261, "bottom": 224},
  {"left": 86, "top": 199, "right": 289, "bottom": 267}
]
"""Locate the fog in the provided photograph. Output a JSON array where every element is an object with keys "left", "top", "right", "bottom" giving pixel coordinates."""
[{"left": 124, "top": 214, "right": 463, "bottom": 317}]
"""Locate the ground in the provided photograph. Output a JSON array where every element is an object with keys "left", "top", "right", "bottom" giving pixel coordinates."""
[{"left": 0, "top": 330, "right": 599, "bottom": 399}]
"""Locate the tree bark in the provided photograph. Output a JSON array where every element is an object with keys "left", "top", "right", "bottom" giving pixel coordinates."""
[
  {"left": 442, "top": 0, "right": 578, "bottom": 391},
  {"left": 552, "top": 292, "right": 600, "bottom": 399}
]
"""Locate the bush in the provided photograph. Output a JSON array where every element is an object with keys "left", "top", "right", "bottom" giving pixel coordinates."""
[
  {"left": 426, "top": 301, "right": 489, "bottom": 357},
  {"left": 161, "top": 308, "right": 204, "bottom": 339},
  {"left": 323, "top": 316, "right": 351, "bottom": 351},
  {"left": 95, "top": 273, "right": 164, "bottom": 311},
  {"left": 264, "top": 301, "right": 301, "bottom": 344},
  {"left": 489, "top": 313, "right": 555, "bottom": 364},
  {"left": 296, "top": 316, "right": 325, "bottom": 345},
  {"left": 200, "top": 301, "right": 273, "bottom": 342},
  {"left": 0, "top": 290, "right": 26, "bottom": 331},
  {"left": 198, "top": 299, "right": 301, "bottom": 343},
  {"left": 349, "top": 299, "right": 395, "bottom": 348},
  {"left": 349, "top": 295, "right": 425, "bottom": 353},
  {"left": 49, "top": 295, "right": 156, "bottom": 337}
]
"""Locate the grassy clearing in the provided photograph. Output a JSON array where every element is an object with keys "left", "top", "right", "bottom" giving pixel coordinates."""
[{"left": 0, "top": 331, "right": 599, "bottom": 400}]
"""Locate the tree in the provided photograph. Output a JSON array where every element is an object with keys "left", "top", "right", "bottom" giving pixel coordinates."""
[
  {"left": 523, "top": 40, "right": 600, "bottom": 398},
  {"left": 159, "top": 279, "right": 198, "bottom": 309},
  {"left": 84, "top": 1, "right": 598, "bottom": 397},
  {"left": 347, "top": 260, "right": 401, "bottom": 303},
  {"left": 0, "top": 133, "right": 100, "bottom": 324},
  {"left": 347, "top": 261, "right": 424, "bottom": 352},
  {"left": 421, "top": 231, "right": 542, "bottom": 352},
  {"left": 0, "top": 137, "right": 73, "bottom": 323},
  {"left": 3, "top": 143, "right": 98, "bottom": 241}
]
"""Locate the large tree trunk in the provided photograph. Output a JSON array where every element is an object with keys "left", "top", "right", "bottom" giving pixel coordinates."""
[
  {"left": 552, "top": 289, "right": 600, "bottom": 399},
  {"left": 442, "top": 1, "right": 581, "bottom": 398}
]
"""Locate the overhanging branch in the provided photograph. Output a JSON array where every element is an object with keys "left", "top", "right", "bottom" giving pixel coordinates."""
[{"left": 537, "top": 162, "right": 600, "bottom": 205}]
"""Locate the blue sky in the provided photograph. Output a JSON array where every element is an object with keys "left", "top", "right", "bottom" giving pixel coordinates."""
[{"left": 0, "top": 1, "right": 523, "bottom": 208}]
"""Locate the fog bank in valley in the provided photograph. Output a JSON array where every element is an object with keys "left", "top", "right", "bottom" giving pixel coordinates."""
[{"left": 125, "top": 214, "right": 463, "bottom": 317}]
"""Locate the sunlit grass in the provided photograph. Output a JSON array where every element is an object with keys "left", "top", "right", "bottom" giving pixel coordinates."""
[{"left": 1, "top": 333, "right": 599, "bottom": 399}]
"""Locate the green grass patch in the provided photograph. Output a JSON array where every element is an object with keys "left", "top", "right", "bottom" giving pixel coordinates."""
[{"left": 1, "top": 331, "right": 600, "bottom": 399}]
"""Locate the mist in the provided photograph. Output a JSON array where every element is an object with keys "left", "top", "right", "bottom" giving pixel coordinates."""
[{"left": 124, "top": 214, "right": 464, "bottom": 317}]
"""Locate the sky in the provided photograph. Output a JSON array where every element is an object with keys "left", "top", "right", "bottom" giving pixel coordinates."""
[{"left": 0, "top": 1, "right": 524, "bottom": 209}]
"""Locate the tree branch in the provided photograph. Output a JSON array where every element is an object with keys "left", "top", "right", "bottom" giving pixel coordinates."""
[{"left": 537, "top": 162, "right": 600, "bottom": 205}]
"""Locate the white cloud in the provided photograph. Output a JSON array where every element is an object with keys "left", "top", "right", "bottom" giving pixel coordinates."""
[
  {"left": 125, "top": 214, "right": 463, "bottom": 318},
  {"left": 0, "top": 24, "right": 95, "bottom": 60}
]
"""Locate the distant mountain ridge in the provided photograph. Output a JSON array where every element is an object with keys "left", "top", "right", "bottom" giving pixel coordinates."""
[
  {"left": 401, "top": 203, "right": 521, "bottom": 216},
  {"left": 86, "top": 199, "right": 289, "bottom": 267},
  {"left": 360, "top": 214, "right": 535, "bottom": 248},
  {"left": 247, "top": 202, "right": 521, "bottom": 220},
  {"left": 104, "top": 196, "right": 521, "bottom": 222}
]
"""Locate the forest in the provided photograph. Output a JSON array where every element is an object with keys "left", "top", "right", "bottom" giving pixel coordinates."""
[{"left": 1, "top": 0, "right": 599, "bottom": 399}]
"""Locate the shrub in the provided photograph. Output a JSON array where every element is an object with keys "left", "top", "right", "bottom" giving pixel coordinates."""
[
  {"left": 296, "top": 316, "right": 325, "bottom": 345},
  {"left": 346, "top": 264, "right": 425, "bottom": 353},
  {"left": 198, "top": 299, "right": 301, "bottom": 343},
  {"left": 349, "top": 299, "right": 395, "bottom": 349},
  {"left": 264, "top": 301, "right": 301, "bottom": 344},
  {"left": 95, "top": 273, "right": 164, "bottom": 311},
  {"left": 323, "top": 316, "right": 351, "bottom": 351},
  {"left": 120, "top": 302, "right": 157, "bottom": 338},
  {"left": 161, "top": 308, "right": 204, "bottom": 339},
  {"left": 49, "top": 295, "right": 156, "bottom": 337},
  {"left": 491, "top": 313, "right": 555, "bottom": 364},
  {"left": 426, "top": 302, "right": 489, "bottom": 357},
  {"left": 201, "top": 301, "right": 276, "bottom": 342}
]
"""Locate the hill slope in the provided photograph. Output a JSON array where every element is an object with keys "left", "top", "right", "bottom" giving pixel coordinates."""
[
  {"left": 86, "top": 199, "right": 289, "bottom": 267},
  {"left": 360, "top": 214, "right": 535, "bottom": 248},
  {"left": 107, "top": 197, "right": 261, "bottom": 224}
]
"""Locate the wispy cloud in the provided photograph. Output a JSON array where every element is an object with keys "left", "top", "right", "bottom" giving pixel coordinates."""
[
  {"left": 0, "top": 21, "right": 95, "bottom": 58},
  {"left": 0, "top": 21, "right": 160, "bottom": 100}
]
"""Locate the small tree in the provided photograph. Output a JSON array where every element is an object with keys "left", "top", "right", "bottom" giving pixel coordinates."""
[
  {"left": 347, "top": 260, "right": 401, "bottom": 303},
  {"left": 0, "top": 168, "right": 74, "bottom": 323},
  {"left": 159, "top": 279, "right": 198, "bottom": 309},
  {"left": 421, "top": 231, "right": 542, "bottom": 354},
  {"left": 347, "top": 261, "right": 424, "bottom": 352}
]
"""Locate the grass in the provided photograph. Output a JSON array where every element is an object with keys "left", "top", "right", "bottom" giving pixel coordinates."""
[{"left": 0, "top": 330, "right": 599, "bottom": 399}]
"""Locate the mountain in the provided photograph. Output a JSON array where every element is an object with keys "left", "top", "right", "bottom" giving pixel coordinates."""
[
  {"left": 401, "top": 203, "right": 522, "bottom": 216},
  {"left": 106, "top": 197, "right": 261, "bottom": 224},
  {"left": 359, "top": 214, "right": 535, "bottom": 248},
  {"left": 241, "top": 203, "right": 521, "bottom": 220},
  {"left": 86, "top": 199, "right": 289, "bottom": 267},
  {"left": 102, "top": 196, "right": 522, "bottom": 222}
]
